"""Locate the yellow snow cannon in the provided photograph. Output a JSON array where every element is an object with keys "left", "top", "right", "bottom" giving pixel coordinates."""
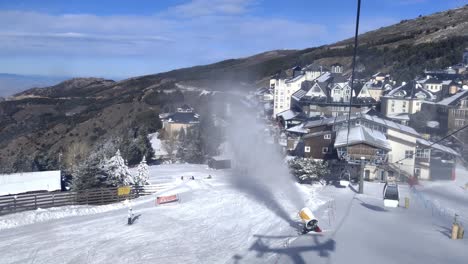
[{"left": 299, "top": 207, "right": 322, "bottom": 233}]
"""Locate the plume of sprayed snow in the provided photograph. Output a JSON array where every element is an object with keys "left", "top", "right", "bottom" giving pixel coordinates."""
[{"left": 224, "top": 99, "right": 305, "bottom": 227}]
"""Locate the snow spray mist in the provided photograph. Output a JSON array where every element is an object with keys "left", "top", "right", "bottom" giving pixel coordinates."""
[{"left": 223, "top": 98, "right": 305, "bottom": 228}]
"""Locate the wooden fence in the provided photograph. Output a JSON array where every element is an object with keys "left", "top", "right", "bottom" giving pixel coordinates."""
[{"left": 0, "top": 183, "right": 174, "bottom": 216}]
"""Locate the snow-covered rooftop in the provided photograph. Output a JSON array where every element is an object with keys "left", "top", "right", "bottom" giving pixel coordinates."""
[
  {"left": 387, "top": 113, "right": 410, "bottom": 121},
  {"left": 304, "top": 113, "right": 419, "bottom": 137},
  {"left": 276, "top": 109, "right": 300, "bottom": 120},
  {"left": 417, "top": 138, "right": 459, "bottom": 156},
  {"left": 334, "top": 126, "right": 391, "bottom": 150},
  {"left": 0, "top": 171, "right": 61, "bottom": 195},
  {"left": 286, "top": 123, "right": 308, "bottom": 134}
]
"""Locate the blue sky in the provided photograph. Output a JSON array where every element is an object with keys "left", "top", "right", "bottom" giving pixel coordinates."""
[{"left": 0, "top": 0, "right": 465, "bottom": 79}]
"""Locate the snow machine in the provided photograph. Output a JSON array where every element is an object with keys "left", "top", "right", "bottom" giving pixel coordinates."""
[
  {"left": 383, "top": 183, "right": 399, "bottom": 208},
  {"left": 299, "top": 207, "right": 322, "bottom": 233}
]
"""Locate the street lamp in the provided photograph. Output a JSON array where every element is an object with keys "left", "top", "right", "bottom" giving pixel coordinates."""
[{"left": 359, "top": 156, "right": 365, "bottom": 194}]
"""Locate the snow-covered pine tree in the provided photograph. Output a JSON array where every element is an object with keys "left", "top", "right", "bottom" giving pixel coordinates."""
[
  {"left": 288, "top": 157, "right": 330, "bottom": 183},
  {"left": 105, "top": 150, "right": 133, "bottom": 186},
  {"left": 133, "top": 156, "right": 149, "bottom": 186},
  {"left": 71, "top": 158, "right": 109, "bottom": 191}
]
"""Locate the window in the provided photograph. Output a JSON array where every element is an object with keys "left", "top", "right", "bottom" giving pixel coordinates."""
[
  {"left": 414, "top": 167, "right": 421, "bottom": 177},
  {"left": 416, "top": 148, "right": 430, "bottom": 158},
  {"left": 304, "top": 146, "right": 311, "bottom": 153},
  {"left": 324, "top": 134, "right": 331, "bottom": 139},
  {"left": 455, "top": 119, "right": 465, "bottom": 127},
  {"left": 405, "top": 150, "right": 414, "bottom": 159},
  {"left": 322, "top": 147, "right": 329, "bottom": 154}
]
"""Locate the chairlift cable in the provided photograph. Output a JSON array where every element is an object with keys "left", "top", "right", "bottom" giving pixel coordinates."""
[
  {"left": 344, "top": 0, "right": 361, "bottom": 164},
  {"left": 392, "top": 123, "right": 468, "bottom": 165}
]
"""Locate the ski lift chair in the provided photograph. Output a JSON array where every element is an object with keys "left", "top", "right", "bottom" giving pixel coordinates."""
[{"left": 383, "top": 183, "right": 399, "bottom": 208}]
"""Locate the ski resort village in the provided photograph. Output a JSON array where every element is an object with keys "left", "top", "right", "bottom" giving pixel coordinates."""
[{"left": 1, "top": 2, "right": 468, "bottom": 264}]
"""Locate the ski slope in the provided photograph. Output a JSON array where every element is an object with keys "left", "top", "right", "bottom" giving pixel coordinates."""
[
  {"left": 0, "top": 164, "right": 326, "bottom": 264},
  {"left": 1, "top": 164, "right": 467, "bottom": 264},
  {"left": 277, "top": 169, "right": 468, "bottom": 264}
]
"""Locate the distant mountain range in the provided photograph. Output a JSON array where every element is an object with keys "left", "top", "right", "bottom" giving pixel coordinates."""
[{"left": 0, "top": 73, "right": 70, "bottom": 97}]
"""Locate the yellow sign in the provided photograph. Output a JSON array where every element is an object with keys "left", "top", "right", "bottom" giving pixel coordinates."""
[{"left": 118, "top": 186, "right": 131, "bottom": 196}]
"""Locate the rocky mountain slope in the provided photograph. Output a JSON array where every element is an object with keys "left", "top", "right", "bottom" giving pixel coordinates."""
[{"left": 1, "top": 5, "right": 468, "bottom": 172}]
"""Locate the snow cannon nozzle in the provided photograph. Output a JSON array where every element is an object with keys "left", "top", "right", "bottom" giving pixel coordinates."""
[{"left": 299, "top": 207, "right": 319, "bottom": 232}]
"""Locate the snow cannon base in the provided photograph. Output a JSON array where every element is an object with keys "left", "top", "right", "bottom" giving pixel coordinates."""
[{"left": 301, "top": 226, "right": 322, "bottom": 234}]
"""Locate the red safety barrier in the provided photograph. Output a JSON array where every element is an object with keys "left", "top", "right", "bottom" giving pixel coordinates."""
[{"left": 156, "top": 194, "right": 179, "bottom": 205}]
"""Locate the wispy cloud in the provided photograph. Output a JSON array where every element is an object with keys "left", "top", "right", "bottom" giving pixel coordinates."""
[
  {"left": 170, "top": 0, "right": 255, "bottom": 17},
  {"left": 0, "top": 0, "right": 331, "bottom": 76},
  {"left": 0, "top": 4, "right": 328, "bottom": 58}
]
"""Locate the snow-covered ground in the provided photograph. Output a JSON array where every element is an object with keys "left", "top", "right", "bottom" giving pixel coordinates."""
[
  {"left": 0, "top": 164, "right": 325, "bottom": 264},
  {"left": 1, "top": 164, "right": 467, "bottom": 264},
  {"left": 278, "top": 171, "right": 468, "bottom": 264}
]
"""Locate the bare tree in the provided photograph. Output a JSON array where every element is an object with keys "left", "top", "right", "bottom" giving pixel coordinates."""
[{"left": 64, "top": 142, "right": 90, "bottom": 172}]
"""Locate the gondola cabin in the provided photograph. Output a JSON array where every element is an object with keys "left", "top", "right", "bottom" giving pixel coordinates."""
[{"left": 383, "top": 183, "right": 399, "bottom": 208}]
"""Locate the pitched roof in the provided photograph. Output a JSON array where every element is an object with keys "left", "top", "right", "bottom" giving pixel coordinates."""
[
  {"left": 276, "top": 109, "right": 301, "bottom": 120},
  {"left": 303, "top": 112, "right": 419, "bottom": 137},
  {"left": 291, "top": 88, "right": 308, "bottom": 100},
  {"left": 334, "top": 126, "right": 391, "bottom": 150},
  {"left": 436, "top": 89, "right": 468, "bottom": 106},
  {"left": 303, "top": 64, "right": 323, "bottom": 72},
  {"left": 416, "top": 138, "right": 459, "bottom": 156},
  {"left": 386, "top": 81, "right": 435, "bottom": 100},
  {"left": 286, "top": 123, "right": 308, "bottom": 134},
  {"left": 329, "top": 73, "right": 348, "bottom": 83},
  {"left": 424, "top": 78, "right": 442, "bottom": 84}
]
